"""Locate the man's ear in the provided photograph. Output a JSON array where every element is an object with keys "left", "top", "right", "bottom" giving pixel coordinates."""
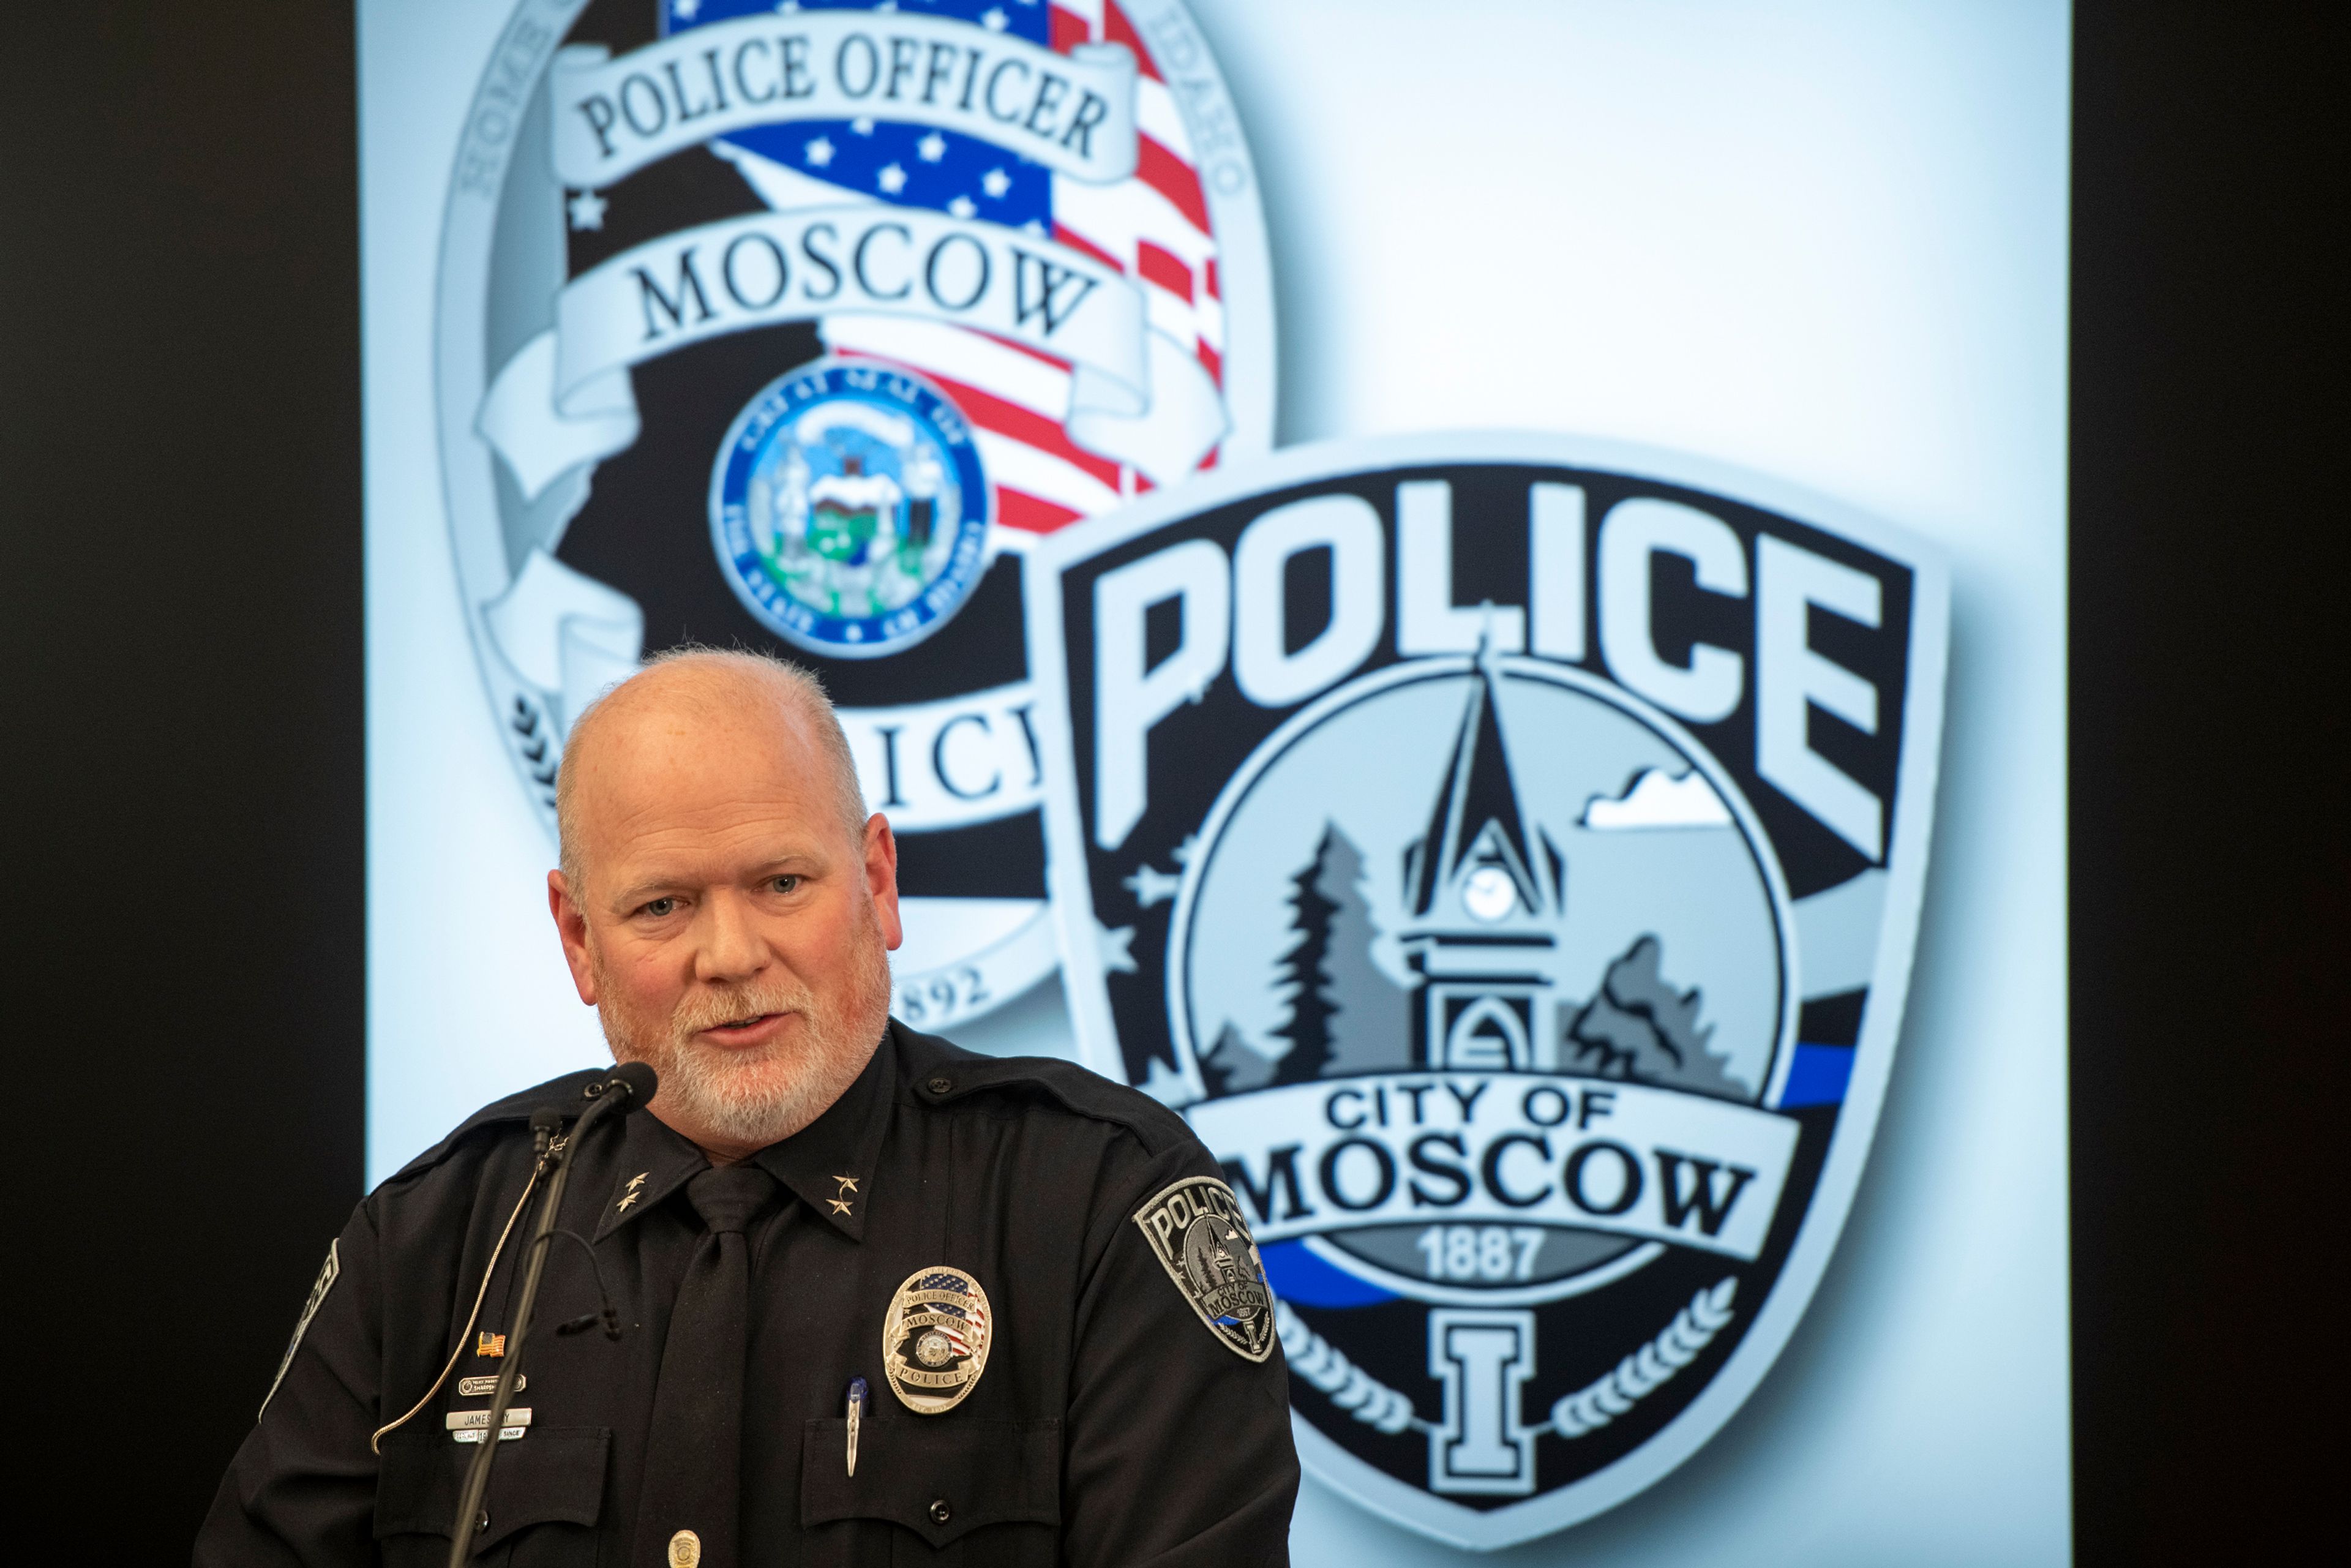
[
  {"left": 862, "top": 813, "right": 903, "bottom": 950},
  {"left": 549, "top": 870, "right": 599, "bottom": 1004}
]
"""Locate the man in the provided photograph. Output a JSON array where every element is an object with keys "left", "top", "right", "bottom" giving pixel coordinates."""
[{"left": 197, "top": 650, "right": 1299, "bottom": 1566}]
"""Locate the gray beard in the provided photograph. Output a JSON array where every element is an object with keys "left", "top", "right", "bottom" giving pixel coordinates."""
[{"left": 593, "top": 918, "right": 894, "bottom": 1152}]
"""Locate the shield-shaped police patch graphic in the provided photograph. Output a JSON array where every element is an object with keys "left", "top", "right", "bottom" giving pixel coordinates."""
[
  {"left": 1026, "top": 435, "right": 1949, "bottom": 1546},
  {"left": 431, "top": 0, "right": 1271, "bottom": 1029}
]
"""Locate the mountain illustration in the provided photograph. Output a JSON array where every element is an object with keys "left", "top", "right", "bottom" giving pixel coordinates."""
[
  {"left": 1198, "top": 824, "right": 1412, "bottom": 1095},
  {"left": 1562, "top": 936, "right": 1744, "bottom": 1100}
]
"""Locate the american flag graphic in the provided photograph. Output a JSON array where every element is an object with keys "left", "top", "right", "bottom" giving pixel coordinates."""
[
  {"left": 669, "top": 0, "right": 1228, "bottom": 540},
  {"left": 915, "top": 1269, "right": 989, "bottom": 1356}
]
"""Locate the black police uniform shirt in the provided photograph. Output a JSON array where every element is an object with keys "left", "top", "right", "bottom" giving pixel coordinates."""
[{"left": 197, "top": 1021, "right": 1300, "bottom": 1565}]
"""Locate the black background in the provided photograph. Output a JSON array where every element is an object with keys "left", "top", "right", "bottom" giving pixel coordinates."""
[{"left": 1, "top": 1, "right": 2336, "bottom": 1559}]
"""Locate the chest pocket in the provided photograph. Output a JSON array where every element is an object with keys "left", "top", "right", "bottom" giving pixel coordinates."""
[
  {"left": 374, "top": 1425, "right": 610, "bottom": 1567},
  {"left": 800, "top": 1415, "right": 1060, "bottom": 1567}
]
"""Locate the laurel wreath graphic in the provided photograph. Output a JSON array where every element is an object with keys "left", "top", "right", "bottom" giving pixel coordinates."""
[
  {"left": 1547, "top": 1277, "right": 1739, "bottom": 1439},
  {"left": 1273, "top": 1299, "right": 1426, "bottom": 1435},
  {"left": 511, "top": 694, "right": 560, "bottom": 809},
  {"left": 1273, "top": 1276, "right": 1738, "bottom": 1444}
]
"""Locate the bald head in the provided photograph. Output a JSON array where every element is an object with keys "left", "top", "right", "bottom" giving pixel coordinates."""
[
  {"left": 555, "top": 649, "right": 867, "bottom": 891},
  {"left": 546, "top": 647, "right": 899, "bottom": 1161}
]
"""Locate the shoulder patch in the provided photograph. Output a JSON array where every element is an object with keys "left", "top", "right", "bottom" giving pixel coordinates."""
[
  {"left": 258, "top": 1239, "right": 340, "bottom": 1421},
  {"left": 1131, "top": 1177, "right": 1277, "bottom": 1362}
]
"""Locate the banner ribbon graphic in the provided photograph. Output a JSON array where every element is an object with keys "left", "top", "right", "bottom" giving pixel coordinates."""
[
  {"left": 550, "top": 20, "right": 1139, "bottom": 190},
  {"left": 478, "top": 204, "right": 1224, "bottom": 498}
]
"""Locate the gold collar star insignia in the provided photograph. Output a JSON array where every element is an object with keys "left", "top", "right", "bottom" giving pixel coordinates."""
[
  {"left": 615, "top": 1171, "right": 650, "bottom": 1213},
  {"left": 827, "top": 1174, "right": 860, "bottom": 1215}
]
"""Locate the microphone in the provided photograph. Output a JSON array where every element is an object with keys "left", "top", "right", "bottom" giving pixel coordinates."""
[
  {"left": 446, "top": 1063, "right": 660, "bottom": 1566},
  {"left": 591, "top": 1060, "right": 658, "bottom": 1112}
]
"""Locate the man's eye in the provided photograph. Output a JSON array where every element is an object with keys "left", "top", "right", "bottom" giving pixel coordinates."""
[
  {"left": 770, "top": 876, "right": 800, "bottom": 895},
  {"left": 640, "top": 897, "right": 677, "bottom": 918}
]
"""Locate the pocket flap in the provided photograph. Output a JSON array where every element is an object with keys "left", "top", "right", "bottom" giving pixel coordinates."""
[
  {"left": 374, "top": 1425, "right": 610, "bottom": 1553},
  {"left": 801, "top": 1415, "right": 1060, "bottom": 1549}
]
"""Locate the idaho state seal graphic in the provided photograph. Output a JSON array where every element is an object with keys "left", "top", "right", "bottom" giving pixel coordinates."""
[
  {"left": 1027, "top": 435, "right": 1949, "bottom": 1545},
  {"left": 708, "top": 360, "right": 991, "bottom": 656},
  {"left": 432, "top": 0, "right": 1272, "bottom": 1029}
]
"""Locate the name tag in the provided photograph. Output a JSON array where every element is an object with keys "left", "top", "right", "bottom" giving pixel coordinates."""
[{"left": 446, "top": 1406, "right": 533, "bottom": 1431}]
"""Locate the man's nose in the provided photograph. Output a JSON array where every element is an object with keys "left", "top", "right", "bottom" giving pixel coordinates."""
[{"left": 694, "top": 890, "right": 769, "bottom": 983}]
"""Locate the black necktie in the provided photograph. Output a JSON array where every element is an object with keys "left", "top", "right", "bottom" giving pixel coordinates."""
[{"left": 635, "top": 1165, "right": 778, "bottom": 1568}]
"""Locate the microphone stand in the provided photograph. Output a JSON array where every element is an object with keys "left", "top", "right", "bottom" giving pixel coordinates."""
[{"left": 444, "top": 1080, "right": 634, "bottom": 1566}]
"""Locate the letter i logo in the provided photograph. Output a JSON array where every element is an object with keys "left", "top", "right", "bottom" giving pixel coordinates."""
[{"left": 1430, "top": 1310, "right": 1538, "bottom": 1495}]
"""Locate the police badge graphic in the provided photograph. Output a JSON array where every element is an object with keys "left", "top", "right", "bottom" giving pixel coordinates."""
[
  {"left": 433, "top": 0, "right": 1271, "bottom": 1029},
  {"left": 1028, "top": 435, "right": 1949, "bottom": 1546}
]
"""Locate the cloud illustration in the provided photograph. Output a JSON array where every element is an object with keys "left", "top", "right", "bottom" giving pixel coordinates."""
[{"left": 1581, "top": 767, "right": 1733, "bottom": 830}]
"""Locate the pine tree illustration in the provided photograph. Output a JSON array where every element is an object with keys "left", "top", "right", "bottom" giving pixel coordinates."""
[
  {"left": 1316, "top": 827, "right": 1412, "bottom": 1075},
  {"left": 1269, "top": 828, "right": 1342, "bottom": 1085}
]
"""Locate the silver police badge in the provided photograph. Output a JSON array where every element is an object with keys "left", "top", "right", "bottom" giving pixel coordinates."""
[
  {"left": 430, "top": 0, "right": 1272, "bottom": 1030},
  {"left": 882, "top": 1266, "right": 993, "bottom": 1414},
  {"left": 1027, "top": 434, "right": 1950, "bottom": 1547},
  {"left": 1133, "top": 1176, "right": 1277, "bottom": 1361}
]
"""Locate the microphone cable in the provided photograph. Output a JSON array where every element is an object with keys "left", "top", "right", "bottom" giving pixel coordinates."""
[{"left": 369, "top": 1142, "right": 553, "bottom": 1454}]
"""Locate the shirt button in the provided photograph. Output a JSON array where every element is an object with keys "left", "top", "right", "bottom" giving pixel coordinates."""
[
  {"left": 926, "top": 1076, "right": 954, "bottom": 1096},
  {"left": 929, "top": 1498, "right": 953, "bottom": 1525},
  {"left": 474, "top": 1509, "right": 491, "bottom": 1534}
]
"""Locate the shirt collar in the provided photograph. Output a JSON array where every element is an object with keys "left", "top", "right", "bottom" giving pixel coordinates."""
[
  {"left": 751, "top": 1031, "right": 894, "bottom": 1242},
  {"left": 591, "top": 1108, "right": 710, "bottom": 1244},
  {"left": 587, "top": 1033, "right": 895, "bottom": 1243}
]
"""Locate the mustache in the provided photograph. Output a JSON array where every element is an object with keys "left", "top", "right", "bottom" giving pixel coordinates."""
[{"left": 670, "top": 977, "right": 816, "bottom": 1037}]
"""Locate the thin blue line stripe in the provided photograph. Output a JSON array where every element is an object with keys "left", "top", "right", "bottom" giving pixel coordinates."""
[{"left": 1781, "top": 1043, "right": 1856, "bottom": 1107}]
